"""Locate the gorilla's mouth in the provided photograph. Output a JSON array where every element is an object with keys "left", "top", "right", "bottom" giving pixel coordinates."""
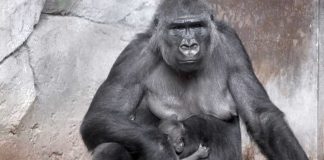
[
  {"left": 180, "top": 60, "right": 196, "bottom": 63},
  {"left": 178, "top": 59, "right": 199, "bottom": 64}
]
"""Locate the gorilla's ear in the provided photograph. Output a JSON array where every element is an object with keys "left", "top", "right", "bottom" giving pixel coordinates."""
[
  {"left": 153, "top": 17, "right": 159, "bottom": 27},
  {"left": 210, "top": 14, "right": 215, "bottom": 21}
]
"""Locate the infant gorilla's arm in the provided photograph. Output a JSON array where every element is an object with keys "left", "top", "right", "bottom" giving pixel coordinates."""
[{"left": 182, "top": 144, "right": 209, "bottom": 160}]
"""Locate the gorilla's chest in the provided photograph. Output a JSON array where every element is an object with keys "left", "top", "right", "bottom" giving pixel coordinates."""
[{"left": 144, "top": 66, "right": 237, "bottom": 121}]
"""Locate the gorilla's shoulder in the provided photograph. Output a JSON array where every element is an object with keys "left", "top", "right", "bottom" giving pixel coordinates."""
[
  {"left": 108, "top": 31, "right": 158, "bottom": 81},
  {"left": 118, "top": 32, "right": 152, "bottom": 59},
  {"left": 135, "top": 32, "right": 152, "bottom": 41},
  {"left": 214, "top": 21, "right": 238, "bottom": 37}
]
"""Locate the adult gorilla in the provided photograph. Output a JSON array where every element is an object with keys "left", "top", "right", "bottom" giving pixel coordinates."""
[{"left": 80, "top": 0, "right": 308, "bottom": 159}]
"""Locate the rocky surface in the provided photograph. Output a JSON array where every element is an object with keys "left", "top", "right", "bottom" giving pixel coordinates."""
[
  {"left": 42, "top": 0, "right": 159, "bottom": 30},
  {"left": 0, "top": 47, "right": 35, "bottom": 135},
  {"left": 19, "top": 15, "right": 138, "bottom": 160},
  {"left": 0, "top": 0, "right": 320, "bottom": 159},
  {"left": 0, "top": 0, "right": 45, "bottom": 61},
  {"left": 0, "top": 0, "right": 158, "bottom": 159}
]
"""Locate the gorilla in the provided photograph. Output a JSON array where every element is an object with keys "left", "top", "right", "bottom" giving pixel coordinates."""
[
  {"left": 80, "top": 0, "right": 308, "bottom": 159},
  {"left": 158, "top": 117, "right": 210, "bottom": 160}
]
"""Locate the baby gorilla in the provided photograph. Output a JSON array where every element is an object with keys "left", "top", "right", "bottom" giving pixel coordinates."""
[{"left": 158, "top": 118, "right": 209, "bottom": 160}]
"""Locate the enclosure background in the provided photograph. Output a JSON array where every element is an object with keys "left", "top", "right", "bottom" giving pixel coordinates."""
[{"left": 0, "top": 0, "right": 322, "bottom": 160}]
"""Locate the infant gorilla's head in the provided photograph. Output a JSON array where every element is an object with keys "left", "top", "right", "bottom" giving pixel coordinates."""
[{"left": 158, "top": 119, "right": 186, "bottom": 153}]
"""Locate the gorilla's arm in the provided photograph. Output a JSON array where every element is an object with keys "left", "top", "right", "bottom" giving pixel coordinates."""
[
  {"left": 80, "top": 33, "right": 176, "bottom": 160},
  {"left": 219, "top": 23, "right": 308, "bottom": 160},
  {"left": 228, "top": 68, "right": 308, "bottom": 160}
]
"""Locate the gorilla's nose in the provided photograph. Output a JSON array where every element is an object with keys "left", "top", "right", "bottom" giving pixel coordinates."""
[{"left": 179, "top": 39, "right": 200, "bottom": 57}]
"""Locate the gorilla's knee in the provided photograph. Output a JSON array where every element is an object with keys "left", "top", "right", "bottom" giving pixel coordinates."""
[{"left": 92, "top": 143, "right": 132, "bottom": 160}]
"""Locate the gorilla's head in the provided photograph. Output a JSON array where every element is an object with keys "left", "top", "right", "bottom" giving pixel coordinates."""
[{"left": 151, "top": 0, "right": 216, "bottom": 73}]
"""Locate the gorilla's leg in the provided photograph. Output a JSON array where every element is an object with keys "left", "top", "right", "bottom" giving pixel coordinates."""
[{"left": 92, "top": 143, "right": 132, "bottom": 160}]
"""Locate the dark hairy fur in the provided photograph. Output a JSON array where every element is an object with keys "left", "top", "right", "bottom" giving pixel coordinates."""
[{"left": 80, "top": 0, "right": 308, "bottom": 160}]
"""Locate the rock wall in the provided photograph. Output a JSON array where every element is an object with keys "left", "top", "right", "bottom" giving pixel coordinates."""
[
  {"left": 0, "top": 0, "right": 321, "bottom": 160},
  {"left": 319, "top": 1, "right": 324, "bottom": 160}
]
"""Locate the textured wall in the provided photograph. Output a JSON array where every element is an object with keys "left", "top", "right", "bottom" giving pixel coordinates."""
[
  {"left": 208, "top": 0, "right": 318, "bottom": 159},
  {"left": 0, "top": 1, "right": 159, "bottom": 160},
  {"left": 0, "top": 0, "right": 320, "bottom": 160},
  {"left": 319, "top": 1, "right": 324, "bottom": 160}
]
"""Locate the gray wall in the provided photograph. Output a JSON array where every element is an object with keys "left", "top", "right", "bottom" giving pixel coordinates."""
[
  {"left": 319, "top": 1, "right": 324, "bottom": 160},
  {"left": 0, "top": 0, "right": 321, "bottom": 160},
  {"left": 209, "top": 0, "right": 318, "bottom": 159}
]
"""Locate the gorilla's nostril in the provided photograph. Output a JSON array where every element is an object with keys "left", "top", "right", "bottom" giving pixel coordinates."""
[
  {"left": 191, "top": 44, "right": 198, "bottom": 49},
  {"left": 180, "top": 45, "right": 189, "bottom": 50}
]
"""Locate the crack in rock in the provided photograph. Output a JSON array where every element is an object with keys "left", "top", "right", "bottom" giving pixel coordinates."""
[
  {"left": 0, "top": 44, "right": 23, "bottom": 65},
  {"left": 41, "top": 12, "right": 108, "bottom": 25},
  {"left": 26, "top": 45, "right": 39, "bottom": 91}
]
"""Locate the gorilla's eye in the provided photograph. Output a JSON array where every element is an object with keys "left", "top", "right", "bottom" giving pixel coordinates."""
[
  {"left": 169, "top": 24, "right": 186, "bottom": 30},
  {"left": 177, "top": 137, "right": 184, "bottom": 143},
  {"left": 189, "top": 22, "right": 205, "bottom": 28}
]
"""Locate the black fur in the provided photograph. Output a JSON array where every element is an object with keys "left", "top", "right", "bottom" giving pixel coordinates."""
[
  {"left": 80, "top": 0, "right": 308, "bottom": 160},
  {"left": 178, "top": 115, "right": 241, "bottom": 160}
]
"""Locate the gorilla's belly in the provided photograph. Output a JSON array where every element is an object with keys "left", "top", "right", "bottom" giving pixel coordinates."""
[{"left": 146, "top": 89, "right": 237, "bottom": 121}]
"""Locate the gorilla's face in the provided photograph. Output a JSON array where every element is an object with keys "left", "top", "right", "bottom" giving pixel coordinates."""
[
  {"left": 159, "top": 14, "right": 213, "bottom": 72},
  {"left": 168, "top": 127, "right": 185, "bottom": 154}
]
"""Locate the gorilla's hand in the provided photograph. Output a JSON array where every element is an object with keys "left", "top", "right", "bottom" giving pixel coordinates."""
[
  {"left": 196, "top": 144, "right": 210, "bottom": 158},
  {"left": 142, "top": 129, "right": 178, "bottom": 160}
]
